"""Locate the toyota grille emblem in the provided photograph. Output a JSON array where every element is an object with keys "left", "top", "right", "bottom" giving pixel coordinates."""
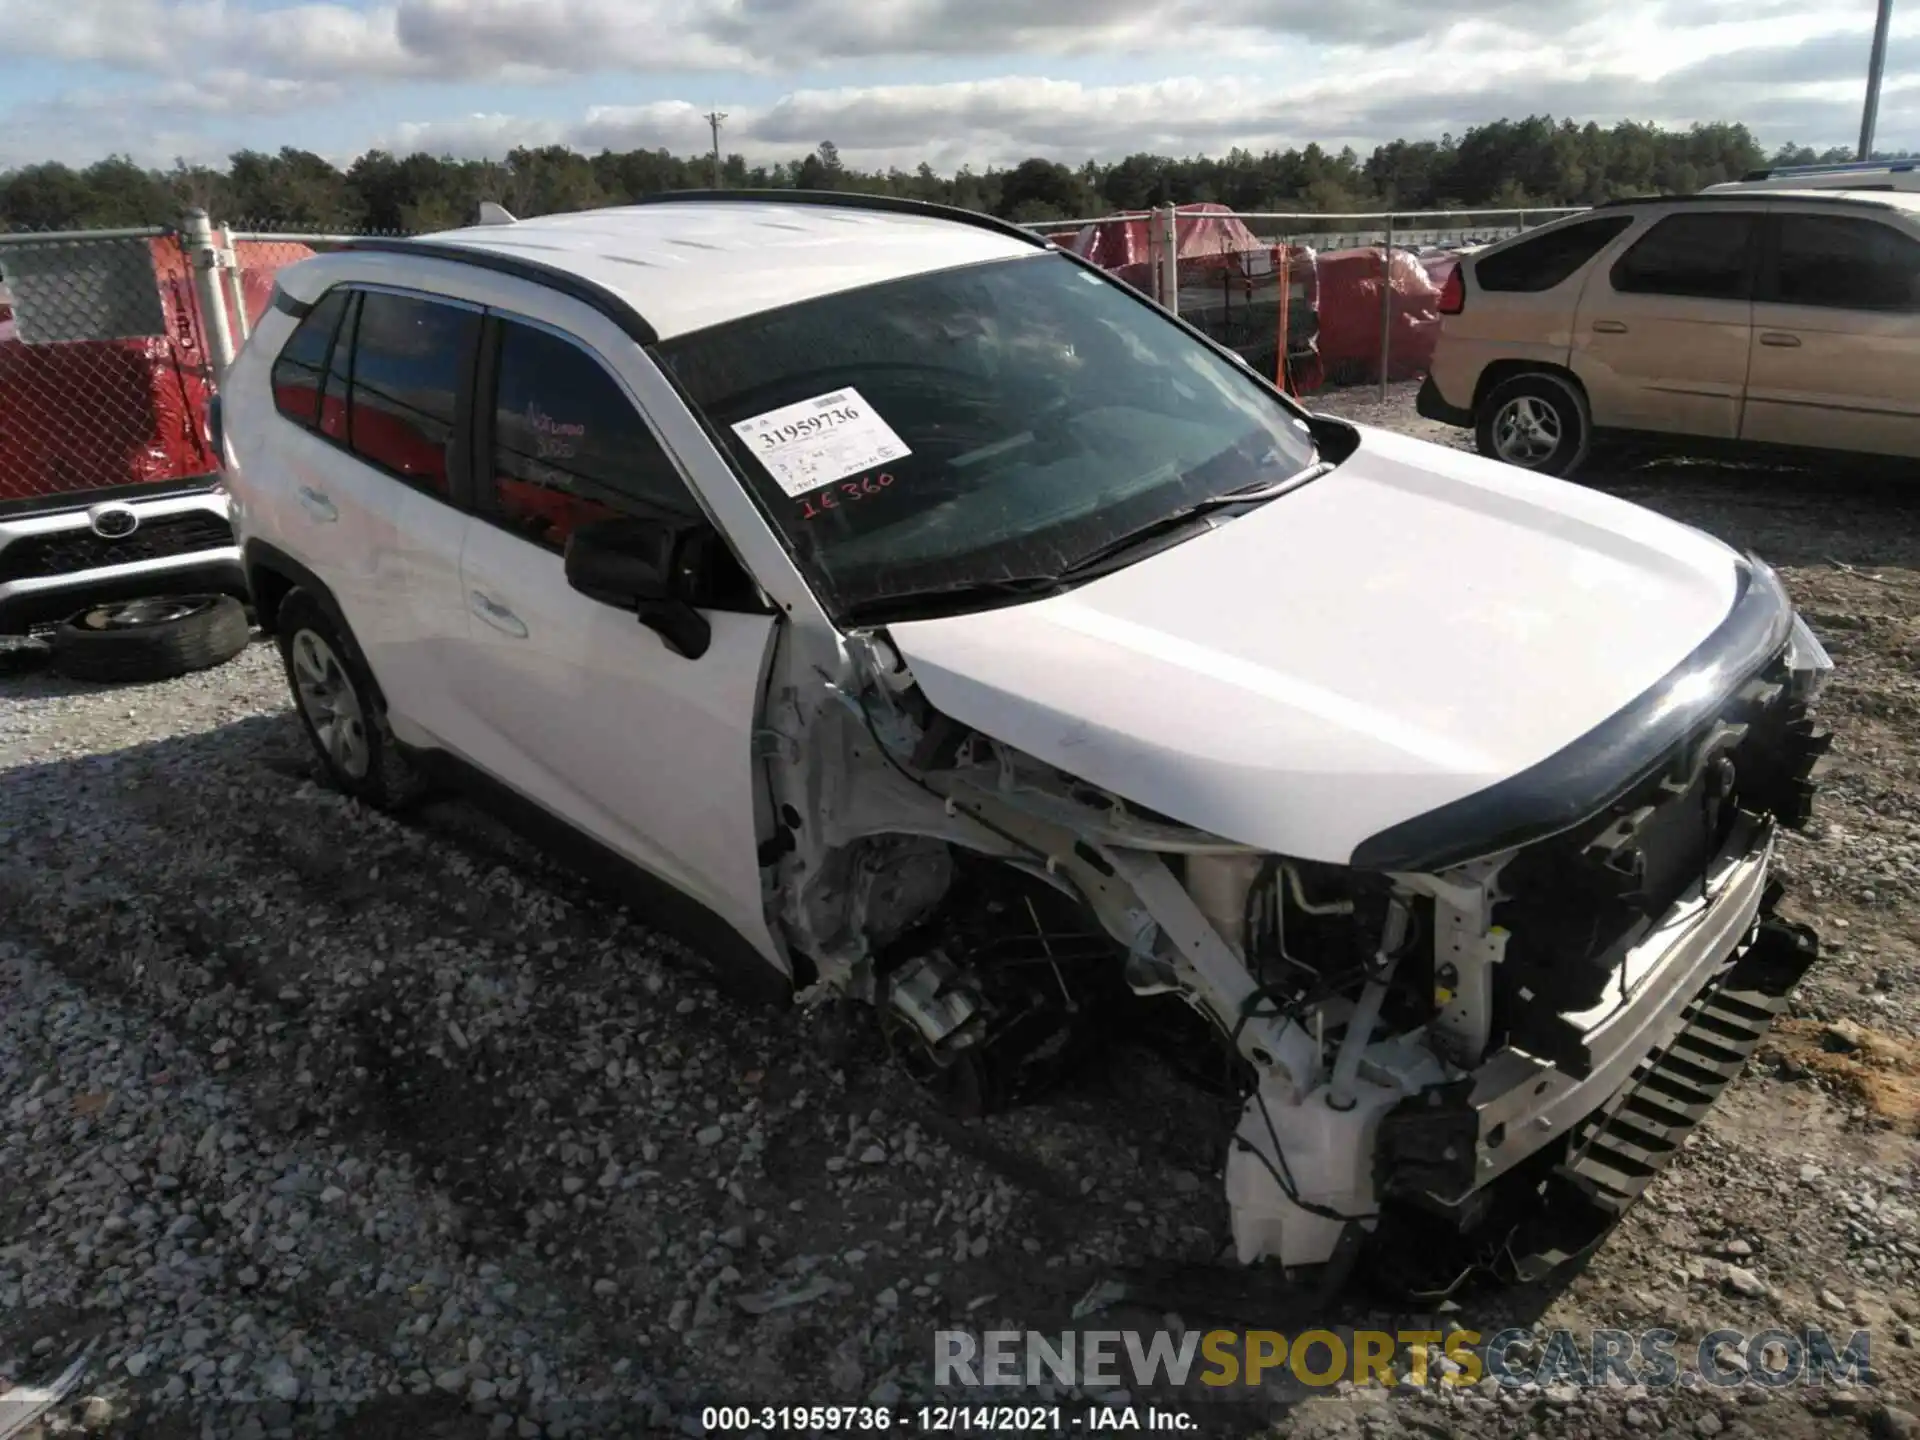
[{"left": 87, "top": 503, "right": 140, "bottom": 540}]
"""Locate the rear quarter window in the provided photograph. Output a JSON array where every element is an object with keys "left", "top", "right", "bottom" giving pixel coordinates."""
[
  {"left": 1473, "top": 217, "right": 1634, "bottom": 293},
  {"left": 270, "top": 288, "right": 349, "bottom": 426}
]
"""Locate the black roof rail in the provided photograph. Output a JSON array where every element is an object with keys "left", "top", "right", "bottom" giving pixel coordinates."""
[
  {"left": 336, "top": 236, "right": 663, "bottom": 345},
  {"left": 1594, "top": 191, "right": 1896, "bottom": 212},
  {"left": 1748, "top": 159, "right": 1919, "bottom": 179},
  {"left": 613, "top": 189, "right": 1056, "bottom": 250}
]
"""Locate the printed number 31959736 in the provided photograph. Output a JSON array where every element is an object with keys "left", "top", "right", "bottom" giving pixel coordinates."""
[
  {"left": 750, "top": 403, "right": 860, "bottom": 451},
  {"left": 730, "top": 387, "right": 914, "bottom": 500}
]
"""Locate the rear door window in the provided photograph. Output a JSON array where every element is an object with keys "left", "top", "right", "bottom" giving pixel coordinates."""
[
  {"left": 270, "top": 288, "right": 349, "bottom": 426},
  {"left": 1474, "top": 217, "right": 1633, "bottom": 292},
  {"left": 1770, "top": 213, "right": 1920, "bottom": 310},
  {"left": 1609, "top": 213, "right": 1758, "bottom": 300},
  {"left": 346, "top": 291, "right": 478, "bottom": 495}
]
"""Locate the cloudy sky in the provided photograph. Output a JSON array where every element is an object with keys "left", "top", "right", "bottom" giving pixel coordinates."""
[{"left": 0, "top": 0, "right": 1913, "bottom": 172}]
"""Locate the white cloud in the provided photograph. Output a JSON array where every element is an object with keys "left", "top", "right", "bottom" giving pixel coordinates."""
[
  {"left": 2, "top": 0, "right": 1884, "bottom": 83},
  {"left": 377, "top": 11, "right": 1920, "bottom": 173},
  {"left": 0, "top": 0, "right": 417, "bottom": 77},
  {"left": 0, "top": 0, "right": 1915, "bottom": 169}
]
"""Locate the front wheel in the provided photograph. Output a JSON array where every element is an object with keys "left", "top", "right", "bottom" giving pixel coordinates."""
[
  {"left": 275, "top": 589, "right": 426, "bottom": 810},
  {"left": 1476, "top": 373, "right": 1591, "bottom": 478}
]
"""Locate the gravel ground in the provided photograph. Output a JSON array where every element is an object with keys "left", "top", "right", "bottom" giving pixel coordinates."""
[{"left": 3, "top": 382, "right": 1917, "bottom": 1440}]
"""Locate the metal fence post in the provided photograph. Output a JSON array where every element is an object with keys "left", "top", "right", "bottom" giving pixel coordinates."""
[
  {"left": 1275, "top": 245, "right": 1292, "bottom": 393},
  {"left": 1377, "top": 212, "right": 1395, "bottom": 402},
  {"left": 1157, "top": 204, "right": 1180, "bottom": 318},
  {"left": 219, "top": 224, "right": 250, "bottom": 344},
  {"left": 183, "top": 209, "right": 236, "bottom": 390}
]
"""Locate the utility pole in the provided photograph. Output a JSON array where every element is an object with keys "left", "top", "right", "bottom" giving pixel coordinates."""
[
  {"left": 1859, "top": 0, "right": 1895, "bottom": 161},
  {"left": 704, "top": 111, "right": 728, "bottom": 189}
]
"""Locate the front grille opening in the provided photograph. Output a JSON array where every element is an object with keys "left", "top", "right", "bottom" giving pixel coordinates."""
[
  {"left": 1490, "top": 647, "right": 1804, "bottom": 1073},
  {"left": 0, "top": 511, "right": 234, "bottom": 583}
]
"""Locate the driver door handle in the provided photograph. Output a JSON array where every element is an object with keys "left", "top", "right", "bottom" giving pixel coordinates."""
[
  {"left": 1759, "top": 331, "right": 1803, "bottom": 348},
  {"left": 1591, "top": 319, "right": 1629, "bottom": 334},
  {"left": 469, "top": 589, "right": 529, "bottom": 639}
]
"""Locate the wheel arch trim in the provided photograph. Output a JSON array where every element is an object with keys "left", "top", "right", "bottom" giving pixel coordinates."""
[{"left": 243, "top": 539, "right": 392, "bottom": 716}]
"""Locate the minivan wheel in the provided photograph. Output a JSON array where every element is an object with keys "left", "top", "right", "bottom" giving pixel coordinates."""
[
  {"left": 275, "top": 589, "right": 427, "bottom": 809},
  {"left": 49, "top": 594, "right": 251, "bottom": 684},
  {"left": 1477, "top": 373, "right": 1591, "bottom": 478}
]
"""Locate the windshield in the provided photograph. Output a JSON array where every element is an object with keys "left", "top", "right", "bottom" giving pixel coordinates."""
[{"left": 654, "top": 252, "right": 1320, "bottom": 622}]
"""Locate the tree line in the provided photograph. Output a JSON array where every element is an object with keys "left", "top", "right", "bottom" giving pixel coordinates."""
[{"left": 0, "top": 116, "right": 1890, "bottom": 235}]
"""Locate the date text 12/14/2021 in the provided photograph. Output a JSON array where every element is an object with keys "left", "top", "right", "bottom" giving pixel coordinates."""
[{"left": 700, "top": 1405, "right": 1202, "bottom": 1432}]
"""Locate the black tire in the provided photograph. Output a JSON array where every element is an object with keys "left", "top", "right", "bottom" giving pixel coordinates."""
[
  {"left": 1475, "top": 371, "right": 1591, "bottom": 478},
  {"left": 274, "top": 588, "right": 428, "bottom": 810},
  {"left": 49, "top": 594, "right": 251, "bottom": 684}
]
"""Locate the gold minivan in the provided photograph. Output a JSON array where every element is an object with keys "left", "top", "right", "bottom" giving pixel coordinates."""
[{"left": 1417, "top": 190, "right": 1920, "bottom": 476}]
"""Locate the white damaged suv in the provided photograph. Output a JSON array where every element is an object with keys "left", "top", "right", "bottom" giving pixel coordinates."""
[{"left": 221, "top": 192, "right": 1834, "bottom": 1291}]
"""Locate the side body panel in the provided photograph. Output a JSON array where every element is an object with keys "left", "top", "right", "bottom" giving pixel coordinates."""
[{"left": 1568, "top": 206, "right": 1759, "bottom": 439}]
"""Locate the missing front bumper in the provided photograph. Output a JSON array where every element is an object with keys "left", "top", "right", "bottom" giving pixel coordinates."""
[
  {"left": 1381, "top": 816, "right": 1779, "bottom": 1211},
  {"left": 1372, "top": 860, "right": 1818, "bottom": 1289}
]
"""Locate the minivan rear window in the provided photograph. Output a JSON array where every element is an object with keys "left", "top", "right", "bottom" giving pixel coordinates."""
[
  {"left": 1772, "top": 213, "right": 1920, "bottom": 310},
  {"left": 1474, "top": 217, "right": 1633, "bottom": 292}
]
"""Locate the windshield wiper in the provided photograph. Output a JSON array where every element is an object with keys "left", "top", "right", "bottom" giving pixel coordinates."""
[{"left": 1055, "top": 457, "right": 1338, "bottom": 580}]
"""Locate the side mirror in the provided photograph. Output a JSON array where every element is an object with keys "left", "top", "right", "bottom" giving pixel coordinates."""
[{"left": 564, "top": 516, "right": 712, "bottom": 661}]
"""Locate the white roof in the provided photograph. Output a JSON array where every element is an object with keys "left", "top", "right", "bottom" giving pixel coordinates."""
[{"left": 413, "top": 200, "right": 1041, "bottom": 339}]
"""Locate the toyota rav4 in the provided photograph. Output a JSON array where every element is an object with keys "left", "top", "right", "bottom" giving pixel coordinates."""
[{"left": 221, "top": 192, "right": 1833, "bottom": 1291}]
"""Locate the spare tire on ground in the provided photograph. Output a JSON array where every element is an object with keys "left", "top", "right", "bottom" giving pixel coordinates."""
[{"left": 49, "top": 594, "right": 251, "bottom": 684}]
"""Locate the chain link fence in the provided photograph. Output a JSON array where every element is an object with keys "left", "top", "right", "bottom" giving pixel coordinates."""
[
  {"left": 0, "top": 227, "right": 220, "bottom": 507},
  {"left": 0, "top": 231, "right": 171, "bottom": 344},
  {"left": 1170, "top": 243, "right": 1321, "bottom": 392},
  {"left": 0, "top": 219, "right": 338, "bottom": 511},
  {"left": 1042, "top": 204, "right": 1585, "bottom": 396}
]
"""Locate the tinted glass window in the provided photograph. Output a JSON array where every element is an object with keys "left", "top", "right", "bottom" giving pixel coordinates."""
[
  {"left": 348, "top": 291, "right": 477, "bottom": 493},
  {"left": 489, "top": 321, "right": 703, "bottom": 553},
  {"left": 657, "top": 253, "right": 1318, "bottom": 625},
  {"left": 1610, "top": 213, "right": 1757, "bottom": 300},
  {"left": 1774, "top": 214, "right": 1920, "bottom": 310},
  {"left": 318, "top": 293, "right": 357, "bottom": 443},
  {"left": 270, "top": 288, "right": 348, "bottom": 426},
  {"left": 1475, "top": 217, "right": 1633, "bottom": 292}
]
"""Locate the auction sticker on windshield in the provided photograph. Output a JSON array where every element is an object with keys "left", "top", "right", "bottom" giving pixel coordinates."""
[{"left": 732, "top": 389, "right": 912, "bottom": 498}]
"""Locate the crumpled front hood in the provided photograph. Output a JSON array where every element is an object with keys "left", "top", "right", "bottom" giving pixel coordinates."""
[{"left": 886, "top": 424, "right": 1773, "bottom": 869}]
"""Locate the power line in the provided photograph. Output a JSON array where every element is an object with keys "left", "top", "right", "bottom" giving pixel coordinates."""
[{"left": 704, "top": 111, "right": 728, "bottom": 188}]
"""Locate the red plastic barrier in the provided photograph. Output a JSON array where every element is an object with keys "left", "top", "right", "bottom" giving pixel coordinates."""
[
  {"left": 1312, "top": 247, "right": 1444, "bottom": 386},
  {"left": 0, "top": 236, "right": 314, "bottom": 507},
  {"left": 1070, "top": 202, "right": 1281, "bottom": 301},
  {"left": 231, "top": 240, "right": 320, "bottom": 330},
  {"left": 1069, "top": 202, "right": 1267, "bottom": 273}
]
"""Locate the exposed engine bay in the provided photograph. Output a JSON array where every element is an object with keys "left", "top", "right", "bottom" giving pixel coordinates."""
[{"left": 756, "top": 575, "right": 1834, "bottom": 1292}]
